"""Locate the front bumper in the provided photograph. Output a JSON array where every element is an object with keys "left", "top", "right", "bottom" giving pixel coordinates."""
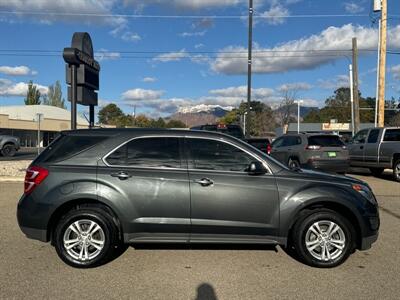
[
  {"left": 305, "top": 159, "right": 350, "bottom": 173},
  {"left": 360, "top": 233, "right": 379, "bottom": 250}
]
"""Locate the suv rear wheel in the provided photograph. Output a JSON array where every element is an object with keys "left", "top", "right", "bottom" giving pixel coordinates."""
[
  {"left": 1, "top": 143, "right": 16, "bottom": 157},
  {"left": 54, "top": 206, "right": 120, "bottom": 268},
  {"left": 288, "top": 158, "right": 300, "bottom": 169},
  {"left": 292, "top": 209, "right": 355, "bottom": 268}
]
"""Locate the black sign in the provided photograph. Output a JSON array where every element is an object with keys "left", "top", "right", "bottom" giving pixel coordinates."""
[
  {"left": 63, "top": 32, "right": 100, "bottom": 107},
  {"left": 68, "top": 86, "right": 98, "bottom": 106}
]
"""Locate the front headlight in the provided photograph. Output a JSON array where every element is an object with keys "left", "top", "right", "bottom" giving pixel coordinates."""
[{"left": 352, "top": 184, "right": 376, "bottom": 203}]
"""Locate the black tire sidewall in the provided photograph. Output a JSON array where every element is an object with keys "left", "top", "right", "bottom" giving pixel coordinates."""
[
  {"left": 2, "top": 144, "right": 16, "bottom": 157},
  {"left": 288, "top": 158, "right": 300, "bottom": 169},
  {"left": 393, "top": 160, "right": 400, "bottom": 182},
  {"left": 293, "top": 210, "right": 355, "bottom": 268},
  {"left": 54, "top": 209, "right": 116, "bottom": 268}
]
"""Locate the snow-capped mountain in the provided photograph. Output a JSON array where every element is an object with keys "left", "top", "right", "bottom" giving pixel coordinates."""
[
  {"left": 170, "top": 104, "right": 233, "bottom": 127},
  {"left": 177, "top": 104, "right": 234, "bottom": 116}
]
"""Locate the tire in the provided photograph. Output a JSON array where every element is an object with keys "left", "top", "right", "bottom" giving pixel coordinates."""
[
  {"left": 393, "top": 159, "right": 400, "bottom": 182},
  {"left": 292, "top": 209, "right": 355, "bottom": 268},
  {"left": 369, "top": 167, "right": 384, "bottom": 177},
  {"left": 1, "top": 144, "right": 16, "bottom": 157},
  {"left": 54, "top": 206, "right": 120, "bottom": 268},
  {"left": 288, "top": 158, "right": 301, "bottom": 170}
]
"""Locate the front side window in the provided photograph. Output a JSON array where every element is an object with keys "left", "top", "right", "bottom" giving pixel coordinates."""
[
  {"left": 352, "top": 130, "right": 368, "bottom": 144},
  {"left": 188, "top": 139, "right": 254, "bottom": 172},
  {"left": 367, "top": 129, "right": 380, "bottom": 143},
  {"left": 272, "top": 137, "right": 285, "bottom": 148},
  {"left": 106, "top": 137, "right": 181, "bottom": 168},
  {"left": 383, "top": 129, "right": 400, "bottom": 142}
]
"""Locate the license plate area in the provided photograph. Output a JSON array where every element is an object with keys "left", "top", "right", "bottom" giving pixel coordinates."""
[{"left": 327, "top": 152, "right": 337, "bottom": 158}]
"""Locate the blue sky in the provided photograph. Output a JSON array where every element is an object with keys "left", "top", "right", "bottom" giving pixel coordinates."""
[{"left": 0, "top": 0, "right": 399, "bottom": 117}]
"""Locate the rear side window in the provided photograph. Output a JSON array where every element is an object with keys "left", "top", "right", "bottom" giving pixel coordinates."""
[
  {"left": 37, "top": 135, "right": 107, "bottom": 163},
  {"left": 308, "top": 135, "right": 344, "bottom": 147},
  {"left": 283, "top": 136, "right": 302, "bottom": 146},
  {"left": 383, "top": 129, "right": 400, "bottom": 142},
  {"left": 367, "top": 129, "right": 380, "bottom": 143},
  {"left": 106, "top": 137, "right": 181, "bottom": 168}
]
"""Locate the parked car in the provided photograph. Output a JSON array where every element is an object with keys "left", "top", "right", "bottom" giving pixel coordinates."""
[
  {"left": 348, "top": 127, "right": 400, "bottom": 182},
  {"left": 270, "top": 133, "right": 349, "bottom": 173},
  {"left": 190, "top": 124, "right": 271, "bottom": 153},
  {"left": 17, "top": 129, "right": 379, "bottom": 268},
  {"left": 246, "top": 137, "right": 272, "bottom": 155},
  {"left": 0, "top": 134, "right": 20, "bottom": 157}
]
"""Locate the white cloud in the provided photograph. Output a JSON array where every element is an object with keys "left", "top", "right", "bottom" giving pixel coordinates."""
[
  {"left": 277, "top": 82, "right": 312, "bottom": 92},
  {"left": 179, "top": 31, "right": 207, "bottom": 38},
  {"left": 318, "top": 75, "right": 350, "bottom": 90},
  {"left": 195, "top": 43, "right": 205, "bottom": 49},
  {"left": 121, "top": 31, "right": 141, "bottom": 42},
  {"left": 153, "top": 49, "right": 188, "bottom": 62},
  {"left": 261, "top": 4, "right": 289, "bottom": 25},
  {"left": 209, "top": 85, "right": 274, "bottom": 99},
  {"left": 122, "top": 88, "right": 164, "bottom": 101},
  {"left": 211, "top": 24, "right": 400, "bottom": 75},
  {"left": 390, "top": 65, "right": 400, "bottom": 80},
  {"left": 344, "top": 2, "right": 365, "bottom": 13},
  {"left": 0, "top": 79, "right": 48, "bottom": 97},
  {"left": 124, "top": 0, "right": 244, "bottom": 10},
  {"left": 0, "top": 65, "right": 36, "bottom": 76},
  {"left": 94, "top": 49, "right": 121, "bottom": 61},
  {"left": 142, "top": 77, "right": 157, "bottom": 83}
]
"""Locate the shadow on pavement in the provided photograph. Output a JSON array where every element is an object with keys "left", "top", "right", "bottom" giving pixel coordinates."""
[{"left": 195, "top": 283, "right": 218, "bottom": 300}]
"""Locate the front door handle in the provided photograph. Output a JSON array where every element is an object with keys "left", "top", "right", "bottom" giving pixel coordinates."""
[
  {"left": 111, "top": 171, "right": 132, "bottom": 180},
  {"left": 360, "top": 146, "right": 364, "bottom": 150},
  {"left": 194, "top": 178, "right": 214, "bottom": 187}
]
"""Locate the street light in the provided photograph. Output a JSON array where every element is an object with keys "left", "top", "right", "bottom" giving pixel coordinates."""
[
  {"left": 243, "top": 111, "right": 248, "bottom": 136},
  {"left": 294, "top": 100, "right": 303, "bottom": 134}
]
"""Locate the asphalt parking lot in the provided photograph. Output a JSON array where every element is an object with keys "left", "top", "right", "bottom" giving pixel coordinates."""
[{"left": 0, "top": 173, "right": 399, "bottom": 300}]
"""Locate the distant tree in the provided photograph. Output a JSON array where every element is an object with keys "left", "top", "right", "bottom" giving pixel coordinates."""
[
  {"left": 24, "top": 80, "right": 41, "bottom": 105},
  {"left": 134, "top": 114, "right": 151, "bottom": 128},
  {"left": 44, "top": 80, "right": 66, "bottom": 109},
  {"left": 275, "top": 87, "right": 298, "bottom": 127},
  {"left": 98, "top": 103, "right": 125, "bottom": 125},
  {"left": 151, "top": 117, "right": 167, "bottom": 128},
  {"left": 166, "top": 119, "right": 187, "bottom": 128}
]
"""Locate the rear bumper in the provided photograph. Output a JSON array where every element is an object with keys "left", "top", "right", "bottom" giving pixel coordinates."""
[
  {"left": 19, "top": 226, "right": 48, "bottom": 242},
  {"left": 360, "top": 232, "right": 379, "bottom": 250},
  {"left": 305, "top": 159, "right": 350, "bottom": 173}
]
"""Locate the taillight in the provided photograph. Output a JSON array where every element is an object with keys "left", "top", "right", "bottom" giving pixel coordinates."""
[
  {"left": 267, "top": 144, "right": 272, "bottom": 155},
  {"left": 306, "top": 145, "right": 321, "bottom": 150},
  {"left": 24, "top": 166, "right": 49, "bottom": 194}
]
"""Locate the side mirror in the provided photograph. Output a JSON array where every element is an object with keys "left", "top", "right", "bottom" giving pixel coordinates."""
[{"left": 247, "top": 161, "right": 266, "bottom": 175}]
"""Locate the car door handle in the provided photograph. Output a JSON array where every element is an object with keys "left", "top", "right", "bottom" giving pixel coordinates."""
[
  {"left": 110, "top": 171, "right": 132, "bottom": 180},
  {"left": 360, "top": 146, "right": 364, "bottom": 149},
  {"left": 194, "top": 178, "right": 214, "bottom": 187}
]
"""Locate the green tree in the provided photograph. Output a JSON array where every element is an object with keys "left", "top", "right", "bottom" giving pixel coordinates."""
[
  {"left": 166, "top": 119, "right": 187, "bottom": 128},
  {"left": 98, "top": 103, "right": 125, "bottom": 125},
  {"left": 134, "top": 114, "right": 151, "bottom": 128},
  {"left": 44, "top": 80, "right": 66, "bottom": 109},
  {"left": 24, "top": 80, "right": 41, "bottom": 105},
  {"left": 151, "top": 117, "right": 167, "bottom": 128}
]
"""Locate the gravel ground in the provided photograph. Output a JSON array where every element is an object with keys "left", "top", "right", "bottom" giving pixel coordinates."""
[{"left": 0, "top": 160, "right": 31, "bottom": 178}]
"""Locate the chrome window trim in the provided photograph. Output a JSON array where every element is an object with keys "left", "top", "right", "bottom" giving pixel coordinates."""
[{"left": 102, "top": 135, "right": 273, "bottom": 174}]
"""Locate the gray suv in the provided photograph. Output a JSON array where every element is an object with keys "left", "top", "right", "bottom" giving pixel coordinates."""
[
  {"left": 17, "top": 129, "right": 379, "bottom": 268},
  {"left": 270, "top": 133, "right": 349, "bottom": 173}
]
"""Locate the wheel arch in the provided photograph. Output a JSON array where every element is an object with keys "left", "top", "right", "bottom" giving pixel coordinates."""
[
  {"left": 47, "top": 198, "right": 123, "bottom": 244},
  {"left": 284, "top": 199, "right": 363, "bottom": 250}
]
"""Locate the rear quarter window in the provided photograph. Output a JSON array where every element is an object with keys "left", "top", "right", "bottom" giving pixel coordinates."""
[
  {"left": 36, "top": 135, "right": 108, "bottom": 163},
  {"left": 383, "top": 129, "right": 400, "bottom": 142}
]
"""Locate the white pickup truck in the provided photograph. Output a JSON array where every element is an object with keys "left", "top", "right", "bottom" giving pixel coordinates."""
[{"left": 348, "top": 127, "right": 400, "bottom": 182}]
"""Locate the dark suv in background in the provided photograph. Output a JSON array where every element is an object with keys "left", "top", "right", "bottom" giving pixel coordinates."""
[
  {"left": 17, "top": 129, "right": 378, "bottom": 268},
  {"left": 270, "top": 133, "right": 349, "bottom": 173}
]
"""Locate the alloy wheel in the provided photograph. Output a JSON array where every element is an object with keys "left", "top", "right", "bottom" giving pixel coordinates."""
[
  {"left": 305, "top": 220, "right": 346, "bottom": 262},
  {"left": 63, "top": 219, "right": 105, "bottom": 262}
]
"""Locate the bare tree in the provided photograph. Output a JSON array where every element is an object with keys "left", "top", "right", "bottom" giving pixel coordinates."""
[{"left": 275, "top": 87, "right": 299, "bottom": 127}]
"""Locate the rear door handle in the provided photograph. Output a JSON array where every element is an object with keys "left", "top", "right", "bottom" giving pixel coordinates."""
[
  {"left": 360, "top": 146, "right": 364, "bottom": 149},
  {"left": 110, "top": 171, "right": 132, "bottom": 180},
  {"left": 194, "top": 178, "right": 214, "bottom": 187}
]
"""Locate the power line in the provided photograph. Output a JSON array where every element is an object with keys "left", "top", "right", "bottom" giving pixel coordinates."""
[{"left": 0, "top": 10, "right": 379, "bottom": 19}]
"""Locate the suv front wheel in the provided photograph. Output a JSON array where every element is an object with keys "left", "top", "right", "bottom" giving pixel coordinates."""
[
  {"left": 292, "top": 209, "right": 355, "bottom": 268},
  {"left": 54, "top": 206, "right": 120, "bottom": 268}
]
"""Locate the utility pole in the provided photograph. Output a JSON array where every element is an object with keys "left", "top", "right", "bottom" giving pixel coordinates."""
[
  {"left": 378, "top": 0, "right": 387, "bottom": 127},
  {"left": 246, "top": 0, "right": 253, "bottom": 137},
  {"left": 349, "top": 64, "right": 355, "bottom": 136},
  {"left": 375, "top": 19, "right": 381, "bottom": 127},
  {"left": 352, "top": 37, "right": 360, "bottom": 134}
]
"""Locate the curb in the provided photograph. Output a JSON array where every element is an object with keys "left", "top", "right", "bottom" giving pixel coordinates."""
[{"left": 0, "top": 177, "right": 24, "bottom": 182}]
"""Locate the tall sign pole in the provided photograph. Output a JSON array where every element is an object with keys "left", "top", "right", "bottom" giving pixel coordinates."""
[
  {"left": 352, "top": 38, "right": 360, "bottom": 134},
  {"left": 246, "top": 0, "right": 253, "bottom": 137},
  {"left": 378, "top": 0, "right": 387, "bottom": 127},
  {"left": 70, "top": 65, "right": 77, "bottom": 130}
]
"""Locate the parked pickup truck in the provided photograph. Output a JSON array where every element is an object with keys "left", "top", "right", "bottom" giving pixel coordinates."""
[
  {"left": 348, "top": 127, "right": 400, "bottom": 182},
  {"left": 0, "top": 134, "right": 20, "bottom": 157}
]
